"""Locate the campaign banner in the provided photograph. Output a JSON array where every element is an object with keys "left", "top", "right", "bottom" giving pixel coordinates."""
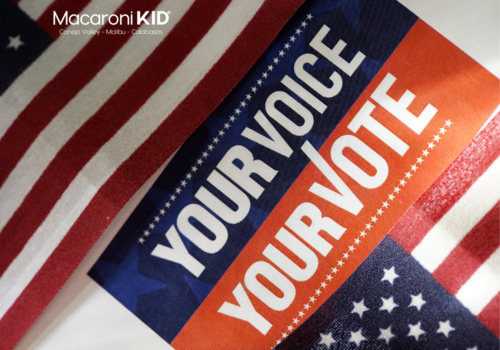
[{"left": 89, "top": 0, "right": 499, "bottom": 348}]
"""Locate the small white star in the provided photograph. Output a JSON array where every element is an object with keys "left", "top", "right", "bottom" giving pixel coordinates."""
[
  {"left": 208, "top": 144, "right": 215, "bottom": 150},
  {"left": 284, "top": 43, "right": 291, "bottom": 49},
  {"left": 445, "top": 120, "right": 452, "bottom": 127},
  {"left": 143, "top": 230, "right": 150, "bottom": 236},
  {"left": 378, "top": 326, "right": 396, "bottom": 344},
  {"left": 251, "top": 86, "right": 257, "bottom": 93},
  {"left": 290, "top": 35, "right": 296, "bottom": 42},
  {"left": 235, "top": 108, "right": 241, "bottom": 115},
  {"left": 348, "top": 245, "right": 355, "bottom": 252},
  {"left": 315, "top": 289, "right": 322, "bottom": 296},
  {"left": 437, "top": 320, "right": 455, "bottom": 338},
  {"left": 176, "top": 187, "right": 182, "bottom": 193},
  {"left": 186, "top": 173, "right": 193, "bottom": 179},
  {"left": 257, "top": 79, "right": 263, "bottom": 86},
  {"left": 213, "top": 137, "right": 219, "bottom": 144},
  {"left": 371, "top": 216, "right": 378, "bottom": 223},
  {"left": 408, "top": 322, "right": 426, "bottom": 341},
  {"left": 262, "top": 72, "right": 269, "bottom": 78},
  {"left": 354, "top": 238, "right": 361, "bottom": 245},
  {"left": 405, "top": 172, "right": 413, "bottom": 179},
  {"left": 7, "top": 35, "right": 24, "bottom": 50},
  {"left": 422, "top": 149, "right": 429, "bottom": 156},
  {"left": 149, "top": 223, "right": 155, "bottom": 229},
  {"left": 159, "top": 209, "right": 165, "bottom": 215},
  {"left": 337, "top": 260, "right": 344, "bottom": 267},
  {"left": 138, "top": 237, "right": 145, "bottom": 244},
  {"left": 298, "top": 310, "right": 305, "bottom": 317},
  {"left": 218, "top": 130, "right": 225, "bottom": 136},
  {"left": 191, "top": 166, "right": 198, "bottom": 172},
  {"left": 273, "top": 57, "right": 279, "bottom": 64},
  {"left": 467, "top": 347, "right": 478, "bottom": 350},
  {"left": 326, "top": 274, "right": 333, "bottom": 281},
  {"left": 229, "top": 116, "right": 236, "bottom": 122},
  {"left": 154, "top": 216, "right": 160, "bottom": 222},
  {"left": 306, "top": 13, "right": 313, "bottom": 20},
  {"left": 279, "top": 50, "right": 285, "bottom": 57},
  {"left": 388, "top": 193, "right": 395, "bottom": 201},
  {"left": 170, "top": 194, "right": 177, "bottom": 201},
  {"left": 287, "top": 325, "right": 294, "bottom": 332},
  {"left": 365, "top": 223, "right": 372, "bottom": 230},
  {"left": 301, "top": 21, "right": 308, "bottom": 27},
  {"left": 267, "top": 64, "right": 274, "bottom": 71},
  {"left": 349, "top": 329, "right": 366, "bottom": 346},
  {"left": 331, "top": 267, "right": 338, "bottom": 274},
  {"left": 240, "top": 101, "right": 247, "bottom": 107},
  {"left": 428, "top": 142, "right": 435, "bottom": 149},
  {"left": 351, "top": 299, "right": 369, "bottom": 318},
  {"left": 411, "top": 164, "right": 418, "bottom": 171},
  {"left": 439, "top": 127, "right": 447, "bottom": 134},
  {"left": 295, "top": 28, "right": 302, "bottom": 35},
  {"left": 382, "top": 201, "right": 389, "bottom": 208},
  {"left": 318, "top": 332, "right": 336, "bottom": 347},
  {"left": 282, "top": 332, "right": 288, "bottom": 339},
  {"left": 380, "top": 296, "right": 398, "bottom": 313},
  {"left": 343, "top": 252, "right": 350, "bottom": 259},
  {"left": 245, "top": 93, "right": 252, "bottom": 100},
  {"left": 309, "top": 296, "right": 316, "bottom": 303},
  {"left": 304, "top": 303, "right": 310, "bottom": 310},
  {"left": 434, "top": 134, "right": 441, "bottom": 142},
  {"left": 381, "top": 266, "right": 399, "bottom": 284},
  {"left": 399, "top": 179, "right": 407, "bottom": 186},
  {"left": 416, "top": 156, "right": 424, "bottom": 164},
  {"left": 165, "top": 202, "right": 172, "bottom": 208},
  {"left": 409, "top": 293, "right": 426, "bottom": 311},
  {"left": 377, "top": 208, "right": 384, "bottom": 215},
  {"left": 293, "top": 318, "right": 299, "bottom": 324},
  {"left": 393, "top": 186, "right": 400, "bottom": 194},
  {"left": 321, "top": 281, "right": 327, "bottom": 288},
  {"left": 360, "top": 230, "right": 367, "bottom": 237}
]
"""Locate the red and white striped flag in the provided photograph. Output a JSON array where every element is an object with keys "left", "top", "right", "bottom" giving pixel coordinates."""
[
  {"left": 0, "top": 0, "right": 305, "bottom": 348},
  {"left": 390, "top": 114, "right": 500, "bottom": 337}
]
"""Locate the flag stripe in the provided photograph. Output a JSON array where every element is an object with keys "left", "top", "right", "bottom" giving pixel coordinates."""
[
  {"left": 0, "top": 1, "right": 304, "bottom": 347},
  {"left": 389, "top": 115, "right": 500, "bottom": 253},
  {"left": 0, "top": 0, "right": 231, "bottom": 277},
  {"left": 432, "top": 201, "right": 499, "bottom": 295},
  {"left": 18, "top": 0, "right": 56, "bottom": 21},
  {"left": 37, "top": 0, "right": 91, "bottom": 39},
  {"left": 477, "top": 292, "right": 500, "bottom": 337},
  {"left": 0, "top": 0, "right": 269, "bottom": 321},
  {"left": 411, "top": 156, "right": 500, "bottom": 273},
  {"left": 0, "top": 0, "right": 125, "bottom": 140},
  {"left": 0, "top": 0, "right": 191, "bottom": 248},
  {"left": 0, "top": 0, "right": 160, "bottom": 191},
  {"left": 456, "top": 247, "right": 500, "bottom": 316}
]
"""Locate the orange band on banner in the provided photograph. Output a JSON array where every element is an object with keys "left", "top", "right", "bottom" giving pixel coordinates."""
[{"left": 172, "top": 20, "right": 499, "bottom": 350}]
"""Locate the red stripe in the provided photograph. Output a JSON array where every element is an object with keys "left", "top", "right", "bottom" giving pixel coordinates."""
[
  {"left": 37, "top": 0, "right": 91, "bottom": 39},
  {"left": 0, "top": 1, "right": 305, "bottom": 348},
  {"left": 432, "top": 201, "right": 500, "bottom": 295},
  {"left": 0, "top": 0, "right": 230, "bottom": 277},
  {"left": 477, "top": 292, "right": 500, "bottom": 337},
  {"left": 0, "top": 0, "right": 160, "bottom": 190},
  {"left": 390, "top": 114, "right": 500, "bottom": 252}
]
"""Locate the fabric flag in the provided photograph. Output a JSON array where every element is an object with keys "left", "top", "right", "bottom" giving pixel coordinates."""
[
  {"left": 0, "top": 0, "right": 306, "bottom": 348},
  {"left": 276, "top": 115, "right": 499, "bottom": 349},
  {"left": 87, "top": 0, "right": 499, "bottom": 348}
]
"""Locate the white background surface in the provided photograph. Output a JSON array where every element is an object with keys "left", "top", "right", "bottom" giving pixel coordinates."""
[{"left": 14, "top": 1, "right": 499, "bottom": 349}]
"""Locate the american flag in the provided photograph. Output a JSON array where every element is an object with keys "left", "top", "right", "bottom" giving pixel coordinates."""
[
  {"left": 276, "top": 115, "right": 500, "bottom": 349},
  {"left": 0, "top": 0, "right": 305, "bottom": 348}
]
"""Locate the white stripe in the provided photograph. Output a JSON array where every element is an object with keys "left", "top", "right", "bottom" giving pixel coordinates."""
[
  {"left": 0, "top": 0, "right": 266, "bottom": 320},
  {"left": 412, "top": 156, "right": 500, "bottom": 272},
  {"left": 0, "top": 0, "right": 194, "bottom": 234},
  {"left": 18, "top": 0, "right": 56, "bottom": 21},
  {"left": 0, "top": 0, "right": 125, "bottom": 140},
  {"left": 456, "top": 248, "right": 500, "bottom": 315}
]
